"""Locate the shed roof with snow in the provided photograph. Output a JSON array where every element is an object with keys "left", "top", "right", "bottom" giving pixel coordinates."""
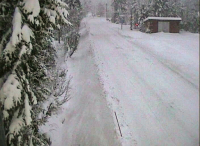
[
  {"left": 143, "top": 17, "right": 182, "bottom": 33},
  {"left": 144, "top": 17, "right": 182, "bottom": 22}
]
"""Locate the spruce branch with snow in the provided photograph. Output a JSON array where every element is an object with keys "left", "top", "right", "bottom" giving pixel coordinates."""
[{"left": 0, "top": 0, "right": 71, "bottom": 145}]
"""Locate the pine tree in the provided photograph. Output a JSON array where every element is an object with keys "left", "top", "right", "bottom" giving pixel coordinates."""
[
  {"left": 111, "top": 0, "right": 128, "bottom": 23},
  {"left": 82, "top": 0, "right": 92, "bottom": 16},
  {"left": 137, "top": 0, "right": 153, "bottom": 24},
  {"left": 152, "top": 0, "right": 170, "bottom": 17},
  {"left": 0, "top": 0, "right": 70, "bottom": 145},
  {"left": 181, "top": 0, "right": 199, "bottom": 33},
  {"left": 167, "top": 0, "right": 182, "bottom": 17},
  {"left": 132, "top": 0, "right": 139, "bottom": 25},
  {"left": 97, "top": 2, "right": 106, "bottom": 17}
]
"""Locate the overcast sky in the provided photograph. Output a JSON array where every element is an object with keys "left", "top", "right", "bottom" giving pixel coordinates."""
[
  {"left": 80, "top": 0, "right": 112, "bottom": 6},
  {"left": 80, "top": 0, "right": 113, "bottom": 12}
]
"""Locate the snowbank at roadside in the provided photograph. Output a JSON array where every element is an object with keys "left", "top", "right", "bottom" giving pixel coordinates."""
[{"left": 39, "top": 41, "right": 70, "bottom": 146}]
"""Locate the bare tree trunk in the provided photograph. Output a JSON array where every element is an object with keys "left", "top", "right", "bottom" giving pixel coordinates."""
[
  {"left": 130, "top": 8, "right": 133, "bottom": 30},
  {"left": 106, "top": 3, "right": 108, "bottom": 20}
]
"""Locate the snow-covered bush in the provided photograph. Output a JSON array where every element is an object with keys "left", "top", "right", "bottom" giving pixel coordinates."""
[
  {"left": 61, "top": 0, "right": 83, "bottom": 57},
  {"left": 0, "top": 0, "right": 71, "bottom": 145}
]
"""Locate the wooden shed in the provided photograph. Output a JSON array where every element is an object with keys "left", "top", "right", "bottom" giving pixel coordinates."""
[{"left": 143, "top": 17, "right": 182, "bottom": 33}]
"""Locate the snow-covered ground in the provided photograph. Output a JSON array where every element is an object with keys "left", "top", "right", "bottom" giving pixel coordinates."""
[
  {"left": 88, "top": 18, "right": 199, "bottom": 145},
  {"left": 42, "top": 17, "right": 199, "bottom": 146},
  {"left": 39, "top": 41, "right": 69, "bottom": 146}
]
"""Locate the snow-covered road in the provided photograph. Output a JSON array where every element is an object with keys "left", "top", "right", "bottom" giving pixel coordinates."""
[
  {"left": 88, "top": 18, "right": 198, "bottom": 146},
  {"left": 62, "top": 17, "right": 199, "bottom": 146}
]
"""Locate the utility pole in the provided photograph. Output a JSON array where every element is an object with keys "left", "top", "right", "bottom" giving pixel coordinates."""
[
  {"left": 130, "top": 7, "right": 133, "bottom": 30},
  {"left": 120, "top": 5, "right": 123, "bottom": 30},
  {"left": 106, "top": 3, "right": 108, "bottom": 20},
  {"left": 94, "top": 5, "right": 96, "bottom": 16}
]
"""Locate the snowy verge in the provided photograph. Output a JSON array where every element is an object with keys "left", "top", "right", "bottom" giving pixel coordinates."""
[{"left": 39, "top": 41, "right": 71, "bottom": 146}]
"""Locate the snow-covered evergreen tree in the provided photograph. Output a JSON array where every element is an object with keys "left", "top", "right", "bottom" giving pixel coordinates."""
[
  {"left": 82, "top": 0, "right": 92, "bottom": 16},
  {"left": 152, "top": 0, "right": 170, "bottom": 17},
  {"left": 0, "top": 0, "right": 70, "bottom": 145},
  {"left": 138, "top": 4, "right": 151, "bottom": 23},
  {"left": 133, "top": 0, "right": 152, "bottom": 25},
  {"left": 132, "top": 0, "right": 140, "bottom": 26},
  {"left": 181, "top": 0, "right": 199, "bottom": 33},
  {"left": 111, "top": 0, "right": 128, "bottom": 23},
  {"left": 97, "top": 2, "right": 106, "bottom": 17},
  {"left": 167, "top": 0, "right": 182, "bottom": 17}
]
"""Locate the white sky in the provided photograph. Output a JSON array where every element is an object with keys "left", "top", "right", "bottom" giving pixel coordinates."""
[
  {"left": 80, "top": 0, "right": 113, "bottom": 15},
  {"left": 80, "top": 0, "right": 112, "bottom": 6}
]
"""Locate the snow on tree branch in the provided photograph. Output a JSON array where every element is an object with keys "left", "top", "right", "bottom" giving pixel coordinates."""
[{"left": 0, "top": 0, "right": 72, "bottom": 145}]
